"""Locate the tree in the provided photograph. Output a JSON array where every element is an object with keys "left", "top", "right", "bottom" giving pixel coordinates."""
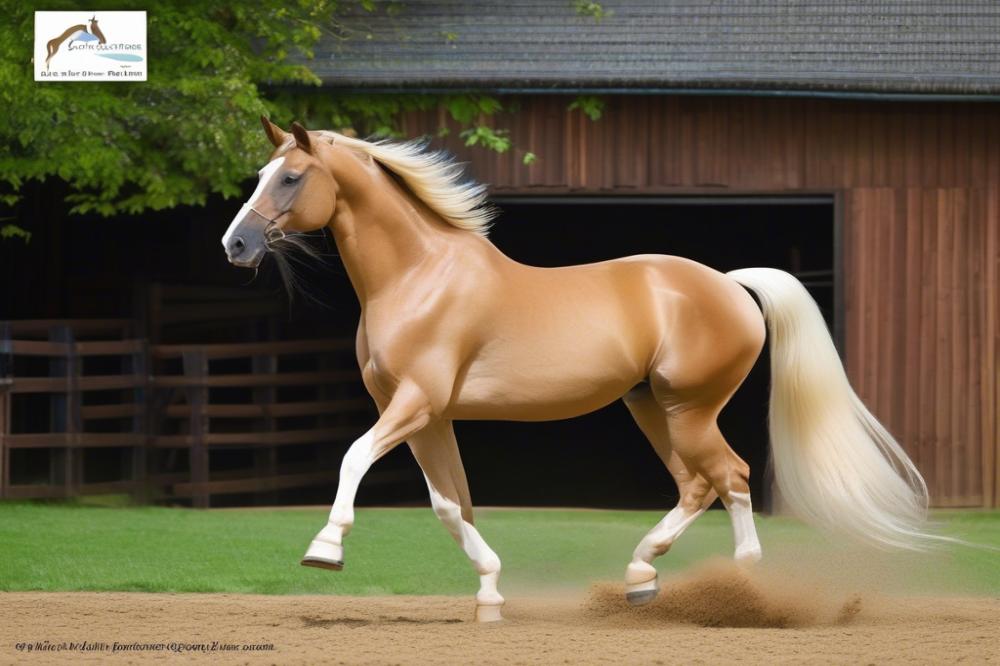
[{"left": 0, "top": 1, "right": 601, "bottom": 239}]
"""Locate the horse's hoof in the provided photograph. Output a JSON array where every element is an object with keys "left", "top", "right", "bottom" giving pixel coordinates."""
[
  {"left": 301, "top": 557, "right": 344, "bottom": 571},
  {"left": 735, "top": 544, "right": 762, "bottom": 565},
  {"left": 625, "top": 575, "right": 658, "bottom": 606},
  {"left": 301, "top": 539, "right": 343, "bottom": 570},
  {"left": 475, "top": 604, "right": 503, "bottom": 623},
  {"left": 624, "top": 560, "right": 658, "bottom": 606}
]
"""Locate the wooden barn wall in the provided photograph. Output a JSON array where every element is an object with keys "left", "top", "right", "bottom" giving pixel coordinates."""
[{"left": 400, "top": 96, "right": 1000, "bottom": 507}]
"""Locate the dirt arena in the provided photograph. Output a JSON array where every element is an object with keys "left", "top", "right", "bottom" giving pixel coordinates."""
[{"left": 3, "top": 561, "right": 998, "bottom": 665}]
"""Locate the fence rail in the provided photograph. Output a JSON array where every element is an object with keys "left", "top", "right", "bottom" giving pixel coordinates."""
[
  {"left": 152, "top": 338, "right": 354, "bottom": 359},
  {"left": 0, "top": 320, "right": 374, "bottom": 506}
]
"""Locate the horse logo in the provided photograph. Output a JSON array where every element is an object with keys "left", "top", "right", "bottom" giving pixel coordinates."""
[{"left": 45, "top": 14, "right": 106, "bottom": 71}]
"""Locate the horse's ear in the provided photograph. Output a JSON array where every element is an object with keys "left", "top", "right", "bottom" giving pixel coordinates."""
[
  {"left": 260, "top": 116, "right": 288, "bottom": 148},
  {"left": 291, "top": 121, "right": 312, "bottom": 154}
]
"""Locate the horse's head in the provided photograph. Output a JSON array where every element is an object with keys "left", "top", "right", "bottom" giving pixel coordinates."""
[{"left": 222, "top": 117, "right": 337, "bottom": 268}]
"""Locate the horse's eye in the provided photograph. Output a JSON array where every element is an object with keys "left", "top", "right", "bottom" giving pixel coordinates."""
[{"left": 283, "top": 174, "right": 299, "bottom": 185}]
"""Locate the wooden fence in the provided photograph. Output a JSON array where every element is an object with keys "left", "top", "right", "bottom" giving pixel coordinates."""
[
  {"left": 0, "top": 319, "right": 144, "bottom": 499},
  {"left": 0, "top": 321, "right": 379, "bottom": 506}
]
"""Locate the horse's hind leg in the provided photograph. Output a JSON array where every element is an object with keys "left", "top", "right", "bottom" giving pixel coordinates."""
[
  {"left": 622, "top": 386, "right": 718, "bottom": 605},
  {"left": 666, "top": 404, "right": 763, "bottom": 564},
  {"left": 408, "top": 419, "right": 504, "bottom": 622}
]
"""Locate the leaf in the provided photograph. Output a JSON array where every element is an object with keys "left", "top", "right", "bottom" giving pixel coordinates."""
[
  {"left": 0, "top": 4, "right": 524, "bottom": 221},
  {"left": 568, "top": 95, "right": 605, "bottom": 121},
  {"left": 460, "top": 126, "right": 510, "bottom": 153},
  {"left": 573, "top": 1, "right": 611, "bottom": 21},
  {"left": 0, "top": 223, "right": 31, "bottom": 243}
]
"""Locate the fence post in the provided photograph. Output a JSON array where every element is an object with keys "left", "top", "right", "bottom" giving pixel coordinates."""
[
  {"left": 316, "top": 348, "right": 337, "bottom": 472},
  {"left": 130, "top": 339, "right": 151, "bottom": 503},
  {"left": 50, "top": 325, "right": 82, "bottom": 498},
  {"left": 183, "top": 350, "right": 210, "bottom": 508},
  {"left": 0, "top": 321, "right": 10, "bottom": 499},
  {"left": 252, "top": 352, "right": 278, "bottom": 505}
]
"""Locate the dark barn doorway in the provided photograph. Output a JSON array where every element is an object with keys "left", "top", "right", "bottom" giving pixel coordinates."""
[
  {"left": 1, "top": 188, "right": 834, "bottom": 510},
  {"left": 450, "top": 196, "right": 836, "bottom": 511}
]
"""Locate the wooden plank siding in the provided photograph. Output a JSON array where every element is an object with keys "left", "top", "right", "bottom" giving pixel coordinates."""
[
  {"left": 400, "top": 96, "right": 1000, "bottom": 507},
  {"left": 845, "top": 188, "right": 995, "bottom": 507}
]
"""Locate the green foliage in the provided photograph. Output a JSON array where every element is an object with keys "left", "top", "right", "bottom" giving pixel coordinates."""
[
  {"left": 569, "top": 95, "right": 605, "bottom": 120},
  {"left": 573, "top": 0, "right": 611, "bottom": 21},
  {"left": 460, "top": 126, "right": 511, "bottom": 153},
  {"left": 0, "top": 1, "right": 332, "bottom": 217},
  {"left": 0, "top": 222, "right": 31, "bottom": 242},
  {"left": 442, "top": 95, "right": 503, "bottom": 125},
  {"left": 0, "top": 2, "right": 515, "bottom": 223},
  {"left": 0, "top": 2, "right": 613, "bottom": 243}
]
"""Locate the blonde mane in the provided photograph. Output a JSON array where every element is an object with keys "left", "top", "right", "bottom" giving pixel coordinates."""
[{"left": 316, "top": 131, "right": 496, "bottom": 236}]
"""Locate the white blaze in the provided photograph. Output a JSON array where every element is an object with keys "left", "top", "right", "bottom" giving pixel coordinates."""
[{"left": 221, "top": 156, "right": 285, "bottom": 248}]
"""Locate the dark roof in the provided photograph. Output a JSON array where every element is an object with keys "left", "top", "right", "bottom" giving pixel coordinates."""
[{"left": 307, "top": 1, "right": 1000, "bottom": 95}]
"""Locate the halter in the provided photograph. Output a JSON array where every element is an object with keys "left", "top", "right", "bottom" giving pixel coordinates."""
[{"left": 247, "top": 205, "right": 287, "bottom": 243}]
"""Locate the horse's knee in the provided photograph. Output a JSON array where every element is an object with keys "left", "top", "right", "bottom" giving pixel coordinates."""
[
  {"left": 340, "top": 431, "right": 375, "bottom": 478},
  {"left": 428, "top": 486, "right": 465, "bottom": 535},
  {"left": 432, "top": 497, "right": 463, "bottom": 526}
]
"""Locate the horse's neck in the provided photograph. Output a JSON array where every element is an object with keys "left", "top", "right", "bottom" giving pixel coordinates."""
[{"left": 328, "top": 171, "right": 475, "bottom": 304}]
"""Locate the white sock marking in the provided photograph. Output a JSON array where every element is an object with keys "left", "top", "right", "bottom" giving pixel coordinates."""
[
  {"left": 426, "top": 479, "right": 503, "bottom": 605},
  {"left": 315, "top": 428, "right": 375, "bottom": 545},
  {"left": 633, "top": 504, "right": 704, "bottom": 564},
  {"left": 726, "top": 491, "right": 762, "bottom": 561}
]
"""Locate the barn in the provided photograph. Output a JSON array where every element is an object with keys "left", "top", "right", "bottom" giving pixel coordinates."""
[{"left": 1, "top": 2, "right": 996, "bottom": 509}]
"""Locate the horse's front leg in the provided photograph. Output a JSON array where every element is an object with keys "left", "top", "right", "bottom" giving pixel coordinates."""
[
  {"left": 409, "top": 420, "right": 504, "bottom": 622},
  {"left": 301, "top": 379, "right": 432, "bottom": 570}
]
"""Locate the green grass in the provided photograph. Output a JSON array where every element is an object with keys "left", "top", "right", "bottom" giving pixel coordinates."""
[{"left": 0, "top": 501, "right": 997, "bottom": 597}]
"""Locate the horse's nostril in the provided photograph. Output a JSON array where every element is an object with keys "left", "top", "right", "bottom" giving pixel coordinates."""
[{"left": 230, "top": 236, "right": 246, "bottom": 256}]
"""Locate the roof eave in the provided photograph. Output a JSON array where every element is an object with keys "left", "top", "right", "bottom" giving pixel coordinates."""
[{"left": 310, "top": 80, "right": 1000, "bottom": 102}]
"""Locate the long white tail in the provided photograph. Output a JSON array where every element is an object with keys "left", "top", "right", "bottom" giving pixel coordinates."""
[{"left": 728, "top": 267, "right": 933, "bottom": 550}]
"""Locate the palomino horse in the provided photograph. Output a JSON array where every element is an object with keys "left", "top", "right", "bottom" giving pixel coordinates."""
[{"left": 222, "top": 118, "right": 932, "bottom": 622}]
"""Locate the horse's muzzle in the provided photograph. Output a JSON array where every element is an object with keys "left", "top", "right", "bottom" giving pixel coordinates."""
[
  {"left": 222, "top": 205, "right": 270, "bottom": 268},
  {"left": 225, "top": 235, "right": 265, "bottom": 268}
]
